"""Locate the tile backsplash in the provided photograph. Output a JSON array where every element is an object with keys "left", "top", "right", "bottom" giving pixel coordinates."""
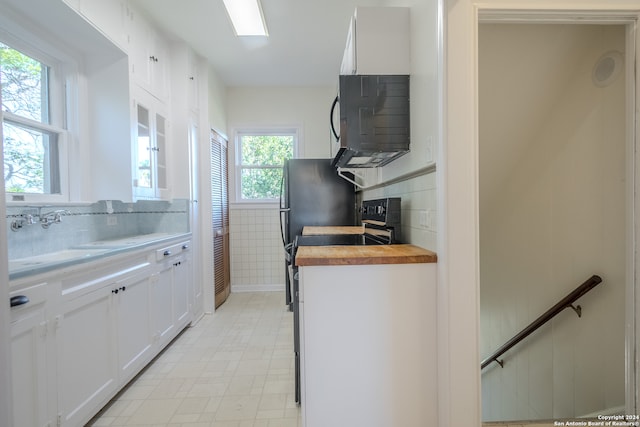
[
  {"left": 6, "top": 199, "right": 189, "bottom": 259},
  {"left": 361, "top": 170, "right": 437, "bottom": 250}
]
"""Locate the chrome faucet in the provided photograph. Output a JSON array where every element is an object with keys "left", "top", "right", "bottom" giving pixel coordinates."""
[
  {"left": 39, "top": 209, "right": 71, "bottom": 229},
  {"left": 10, "top": 208, "right": 39, "bottom": 231},
  {"left": 10, "top": 208, "right": 71, "bottom": 231}
]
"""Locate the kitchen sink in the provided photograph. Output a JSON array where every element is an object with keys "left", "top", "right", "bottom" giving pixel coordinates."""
[
  {"left": 9, "top": 248, "right": 112, "bottom": 275},
  {"left": 73, "top": 233, "right": 173, "bottom": 249}
]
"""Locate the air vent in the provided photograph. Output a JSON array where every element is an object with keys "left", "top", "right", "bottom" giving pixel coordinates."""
[{"left": 592, "top": 50, "right": 623, "bottom": 88}]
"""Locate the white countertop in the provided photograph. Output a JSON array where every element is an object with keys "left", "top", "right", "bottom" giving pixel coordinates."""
[{"left": 9, "top": 232, "right": 191, "bottom": 281}]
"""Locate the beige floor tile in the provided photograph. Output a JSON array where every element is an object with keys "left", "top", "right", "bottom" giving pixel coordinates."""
[
  {"left": 215, "top": 394, "right": 261, "bottom": 421},
  {"left": 88, "top": 292, "right": 300, "bottom": 427},
  {"left": 125, "top": 398, "right": 183, "bottom": 424}
]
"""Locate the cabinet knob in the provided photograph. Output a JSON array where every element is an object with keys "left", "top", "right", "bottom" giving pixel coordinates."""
[
  {"left": 112, "top": 289, "right": 119, "bottom": 294},
  {"left": 182, "top": 244, "right": 189, "bottom": 250},
  {"left": 10, "top": 295, "right": 29, "bottom": 307},
  {"left": 163, "top": 250, "right": 171, "bottom": 256},
  {"left": 120, "top": 286, "right": 126, "bottom": 292}
]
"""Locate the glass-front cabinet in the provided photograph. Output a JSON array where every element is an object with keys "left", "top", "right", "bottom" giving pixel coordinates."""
[{"left": 133, "top": 90, "right": 169, "bottom": 200}]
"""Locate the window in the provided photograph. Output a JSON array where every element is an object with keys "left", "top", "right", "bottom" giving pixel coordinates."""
[
  {"left": 1, "top": 41, "right": 65, "bottom": 197},
  {"left": 236, "top": 130, "right": 296, "bottom": 201}
]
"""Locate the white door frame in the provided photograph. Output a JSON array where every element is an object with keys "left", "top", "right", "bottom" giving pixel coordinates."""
[{"left": 441, "top": 2, "right": 640, "bottom": 426}]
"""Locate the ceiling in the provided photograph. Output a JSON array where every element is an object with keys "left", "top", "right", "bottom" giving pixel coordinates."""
[{"left": 129, "top": 0, "right": 389, "bottom": 87}]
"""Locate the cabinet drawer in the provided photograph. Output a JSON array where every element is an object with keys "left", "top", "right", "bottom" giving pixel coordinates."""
[
  {"left": 155, "top": 240, "right": 190, "bottom": 261},
  {"left": 9, "top": 282, "right": 48, "bottom": 322},
  {"left": 61, "top": 257, "right": 150, "bottom": 299}
]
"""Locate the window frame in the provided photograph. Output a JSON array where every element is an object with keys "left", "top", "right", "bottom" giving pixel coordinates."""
[
  {"left": 0, "top": 30, "right": 72, "bottom": 204},
  {"left": 234, "top": 128, "right": 299, "bottom": 204}
]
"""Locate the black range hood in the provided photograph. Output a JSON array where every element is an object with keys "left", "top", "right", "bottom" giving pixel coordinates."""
[{"left": 331, "top": 74, "right": 410, "bottom": 168}]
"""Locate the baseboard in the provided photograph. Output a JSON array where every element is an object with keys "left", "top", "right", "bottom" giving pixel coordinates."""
[{"left": 231, "top": 284, "right": 285, "bottom": 293}]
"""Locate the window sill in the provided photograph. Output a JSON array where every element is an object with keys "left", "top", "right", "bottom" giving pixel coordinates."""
[{"left": 230, "top": 201, "right": 280, "bottom": 210}]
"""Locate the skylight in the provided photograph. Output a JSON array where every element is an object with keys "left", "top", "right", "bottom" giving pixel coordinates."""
[{"left": 222, "top": 0, "right": 269, "bottom": 37}]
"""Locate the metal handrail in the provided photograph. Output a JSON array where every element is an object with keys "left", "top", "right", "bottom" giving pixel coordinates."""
[{"left": 481, "top": 274, "right": 603, "bottom": 370}]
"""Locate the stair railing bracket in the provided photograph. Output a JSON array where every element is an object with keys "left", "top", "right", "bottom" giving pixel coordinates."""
[{"left": 569, "top": 304, "right": 582, "bottom": 318}]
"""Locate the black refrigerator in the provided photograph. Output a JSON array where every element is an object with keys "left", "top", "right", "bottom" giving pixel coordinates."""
[
  {"left": 280, "top": 158, "right": 356, "bottom": 306},
  {"left": 279, "top": 158, "right": 356, "bottom": 405}
]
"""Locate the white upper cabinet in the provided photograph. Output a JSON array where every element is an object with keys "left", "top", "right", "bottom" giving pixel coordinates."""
[
  {"left": 129, "top": 10, "right": 170, "bottom": 102},
  {"left": 132, "top": 88, "right": 171, "bottom": 200},
  {"left": 187, "top": 51, "right": 200, "bottom": 114},
  {"left": 340, "top": 7, "right": 410, "bottom": 75}
]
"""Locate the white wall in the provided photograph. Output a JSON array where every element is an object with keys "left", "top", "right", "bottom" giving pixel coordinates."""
[
  {"left": 208, "top": 67, "right": 227, "bottom": 137},
  {"left": 226, "top": 86, "right": 336, "bottom": 160},
  {"left": 226, "top": 86, "right": 335, "bottom": 292},
  {"left": 479, "top": 24, "right": 626, "bottom": 421}
]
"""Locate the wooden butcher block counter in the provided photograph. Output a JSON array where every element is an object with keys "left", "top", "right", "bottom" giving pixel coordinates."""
[
  {"left": 302, "top": 225, "right": 365, "bottom": 235},
  {"left": 295, "top": 244, "right": 437, "bottom": 266}
]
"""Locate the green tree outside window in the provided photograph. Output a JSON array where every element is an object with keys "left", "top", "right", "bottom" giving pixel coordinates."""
[{"left": 238, "top": 134, "right": 294, "bottom": 200}]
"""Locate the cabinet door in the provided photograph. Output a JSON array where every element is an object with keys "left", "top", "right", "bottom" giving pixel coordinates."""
[
  {"left": 155, "top": 110, "right": 169, "bottom": 199},
  {"left": 129, "top": 12, "right": 153, "bottom": 93},
  {"left": 187, "top": 54, "right": 199, "bottom": 113},
  {"left": 134, "top": 101, "right": 154, "bottom": 198},
  {"left": 56, "top": 286, "right": 117, "bottom": 427},
  {"left": 150, "top": 268, "right": 175, "bottom": 349},
  {"left": 133, "top": 93, "right": 170, "bottom": 200},
  {"left": 10, "top": 285, "right": 49, "bottom": 427},
  {"left": 115, "top": 274, "right": 153, "bottom": 383},
  {"left": 173, "top": 253, "right": 190, "bottom": 329},
  {"left": 129, "top": 10, "right": 169, "bottom": 101},
  {"left": 149, "top": 32, "right": 169, "bottom": 100}
]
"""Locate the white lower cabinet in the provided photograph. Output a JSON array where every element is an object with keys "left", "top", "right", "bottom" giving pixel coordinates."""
[
  {"left": 152, "top": 240, "right": 192, "bottom": 344},
  {"left": 150, "top": 265, "right": 175, "bottom": 349},
  {"left": 298, "top": 262, "right": 437, "bottom": 427},
  {"left": 114, "top": 270, "right": 154, "bottom": 384},
  {"left": 10, "top": 283, "right": 51, "bottom": 427},
  {"left": 173, "top": 250, "right": 191, "bottom": 328},
  {"left": 56, "top": 283, "right": 118, "bottom": 427},
  {"left": 10, "top": 237, "right": 193, "bottom": 427}
]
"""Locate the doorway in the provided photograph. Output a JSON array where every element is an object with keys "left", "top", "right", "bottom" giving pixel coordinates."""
[{"left": 479, "top": 22, "right": 629, "bottom": 421}]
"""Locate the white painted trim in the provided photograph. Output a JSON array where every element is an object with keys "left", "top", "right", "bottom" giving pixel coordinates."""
[
  {"left": 231, "top": 284, "right": 285, "bottom": 293},
  {"left": 440, "top": 1, "right": 482, "bottom": 426},
  {"left": 0, "top": 106, "right": 13, "bottom": 427},
  {"left": 445, "top": 2, "right": 640, "bottom": 424},
  {"left": 230, "top": 202, "right": 279, "bottom": 210},
  {"left": 627, "top": 16, "right": 640, "bottom": 418}
]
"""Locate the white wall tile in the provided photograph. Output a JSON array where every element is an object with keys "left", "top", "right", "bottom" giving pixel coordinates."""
[{"left": 230, "top": 207, "right": 285, "bottom": 290}]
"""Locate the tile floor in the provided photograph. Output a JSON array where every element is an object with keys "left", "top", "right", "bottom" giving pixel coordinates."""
[{"left": 88, "top": 291, "right": 301, "bottom": 427}]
